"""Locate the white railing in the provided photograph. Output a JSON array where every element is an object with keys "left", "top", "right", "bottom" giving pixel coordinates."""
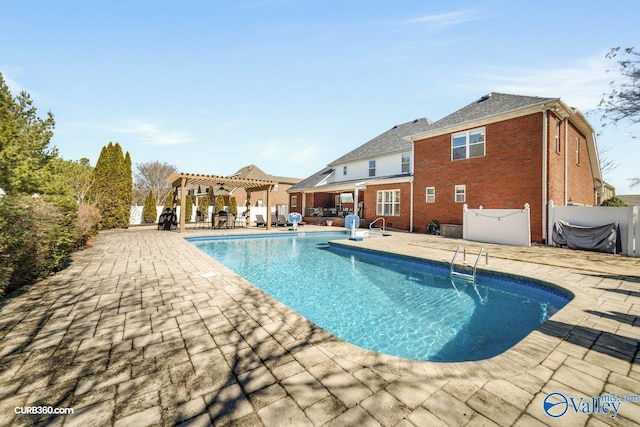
[{"left": 369, "top": 217, "right": 386, "bottom": 232}]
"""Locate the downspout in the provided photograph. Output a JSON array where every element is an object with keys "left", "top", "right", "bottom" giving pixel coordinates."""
[
  {"left": 410, "top": 141, "right": 415, "bottom": 232},
  {"left": 410, "top": 176, "right": 414, "bottom": 232},
  {"left": 542, "top": 108, "right": 548, "bottom": 243},
  {"left": 564, "top": 120, "right": 568, "bottom": 205}
]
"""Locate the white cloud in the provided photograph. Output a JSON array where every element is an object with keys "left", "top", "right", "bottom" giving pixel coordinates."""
[
  {"left": 112, "top": 121, "right": 194, "bottom": 146},
  {"left": 475, "top": 53, "right": 619, "bottom": 111},
  {"left": 406, "top": 10, "right": 480, "bottom": 28}
]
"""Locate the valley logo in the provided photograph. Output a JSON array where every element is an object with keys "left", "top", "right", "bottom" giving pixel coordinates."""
[{"left": 543, "top": 392, "right": 638, "bottom": 419}]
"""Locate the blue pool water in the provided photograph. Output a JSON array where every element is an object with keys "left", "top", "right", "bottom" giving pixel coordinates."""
[{"left": 189, "top": 232, "right": 571, "bottom": 362}]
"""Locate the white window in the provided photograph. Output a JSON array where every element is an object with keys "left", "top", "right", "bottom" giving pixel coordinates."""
[
  {"left": 369, "top": 160, "right": 376, "bottom": 177},
  {"left": 376, "top": 190, "right": 400, "bottom": 216},
  {"left": 274, "top": 184, "right": 279, "bottom": 192},
  {"left": 575, "top": 137, "right": 580, "bottom": 164},
  {"left": 452, "top": 128, "right": 485, "bottom": 160},
  {"left": 455, "top": 185, "right": 466, "bottom": 203},
  {"left": 426, "top": 187, "right": 435, "bottom": 203},
  {"left": 343, "top": 166, "right": 347, "bottom": 176},
  {"left": 291, "top": 195, "right": 297, "bottom": 207},
  {"left": 401, "top": 153, "right": 411, "bottom": 173},
  {"left": 555, "top": 120, "right": 561, "bottom": 153}
]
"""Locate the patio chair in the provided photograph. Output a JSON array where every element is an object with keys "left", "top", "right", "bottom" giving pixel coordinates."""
[
  {"left": 158, "top": 208, "right": 177, "bottom": 231},
  {"left": 255, "top": 214, "right": 266, "bottom": 227},
  {"left": 271, "top": 215, "right": 287, "bottom": 227}
]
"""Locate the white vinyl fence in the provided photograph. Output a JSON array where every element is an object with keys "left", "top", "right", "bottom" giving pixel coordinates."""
[
  {"left": 462, "top": 204, "right": 531, "bottom": 247},
  {"left": 547, "top": 201, "right": 639, "bottom": 257}
]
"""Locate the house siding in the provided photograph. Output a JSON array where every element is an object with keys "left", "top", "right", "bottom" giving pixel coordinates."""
[{"left": 413, "top": 113, "right": 545, "bottom": 240}]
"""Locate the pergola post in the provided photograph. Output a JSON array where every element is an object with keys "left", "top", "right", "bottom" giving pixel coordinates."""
[
  {"left": 265, "top": 185, "right": 273, "bottom": 230},
  {"left": 179, "top": 177, "right": 187, "bottom": 233}
]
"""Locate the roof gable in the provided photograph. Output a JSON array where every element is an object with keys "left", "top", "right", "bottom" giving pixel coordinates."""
[
  {"left": 329, "top": 117, "right": 432, "bottom": 165},
  {"left": 232, "top": 164, "right": 300, "bottom": 185}
]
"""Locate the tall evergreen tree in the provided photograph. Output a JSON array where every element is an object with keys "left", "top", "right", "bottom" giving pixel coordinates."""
[
  {"left": 0, "top": 73, "right": 57, "bottom": 195},
  {"left": 90, "top": 142, "right": 132, "bottom": 229},
  {"left": 142, "top": 190, "right": 157, "bottom": 223}
]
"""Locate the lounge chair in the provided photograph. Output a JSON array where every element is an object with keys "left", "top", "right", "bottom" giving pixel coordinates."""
[
  {"left": 274, "top": 215, "right": 287, "bottom": 227},
  {"left": 255, "top": 214, "right": 266, "bottom": 227}
]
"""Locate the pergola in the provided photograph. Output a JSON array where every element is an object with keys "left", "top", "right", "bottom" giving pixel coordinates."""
[{"left": 167, "top": 172, "right": 277, "bottom": 233}]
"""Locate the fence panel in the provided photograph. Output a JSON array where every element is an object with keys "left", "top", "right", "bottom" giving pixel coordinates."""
[
  {"left": 547, "top": 202, "right": 638, "bottom": 256},
  {"left": 463, "top": 204, "right": 531, "bottom": 246}
]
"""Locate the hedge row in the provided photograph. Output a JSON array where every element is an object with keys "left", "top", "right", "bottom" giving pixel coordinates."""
[{"left": 0, "top": 195, "right": 99, "bottom": 297}]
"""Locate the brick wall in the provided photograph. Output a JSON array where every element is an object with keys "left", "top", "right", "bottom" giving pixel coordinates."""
[
  {"left": 363, "top": 182, "right": 412, "bottom": 230},
  {"left": 413, "top": 113, "right": 545, "bottom": 240},
  {"left": 547, "top": 114, "right": 596, "bottom": 206}
]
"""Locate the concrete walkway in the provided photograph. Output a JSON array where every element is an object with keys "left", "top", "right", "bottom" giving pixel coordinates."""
[{"left": 0, "top": 226, "right": 638, "bottom": 426}]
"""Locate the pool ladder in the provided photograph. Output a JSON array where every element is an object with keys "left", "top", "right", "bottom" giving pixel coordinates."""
[{"left": 450, "top": 244, "right": 488, "bottom": 283}]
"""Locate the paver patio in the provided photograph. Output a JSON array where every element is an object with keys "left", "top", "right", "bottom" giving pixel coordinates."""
[{"left": 0, "top": 226, "right": 638, "bottom": 426}]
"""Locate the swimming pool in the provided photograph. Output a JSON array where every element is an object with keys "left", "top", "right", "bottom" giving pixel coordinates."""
[{"left": 189, "top": 232, "right": 571, "bottom": 362}]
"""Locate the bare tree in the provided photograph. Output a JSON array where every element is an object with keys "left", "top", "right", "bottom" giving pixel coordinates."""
[
  {"left": 600, "top": 47, "right": 640, "bottom": 127},
  {"left": 134, "top": 161, "right": 177, "bottom": 205},
  {"left": 599, "top": 47, "right": 640, "bottom": 188}
]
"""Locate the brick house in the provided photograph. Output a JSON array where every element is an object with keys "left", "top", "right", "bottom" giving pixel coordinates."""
[
  {"left": 288, "top": 118, "right": 432, "bottom": 228},
  {"left": 290, "top": 92, "right": 602, "bottom": 242},
  {"left": 230, "top": 164, "right": 300, "bottom": 216},
  {"left": 408, "top": 93, "right": 601, "bottom": 243}
]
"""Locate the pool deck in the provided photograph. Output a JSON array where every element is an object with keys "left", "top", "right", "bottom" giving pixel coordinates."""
[{"left": 0, "top": 225, "right": 638, "bottom": 426}]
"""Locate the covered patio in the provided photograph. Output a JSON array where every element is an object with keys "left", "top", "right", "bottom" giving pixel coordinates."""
[{"left": 167, "top": 172, "right": 277, "bottom": 233}]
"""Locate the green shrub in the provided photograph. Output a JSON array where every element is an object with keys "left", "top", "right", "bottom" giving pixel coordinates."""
[
  {"left": 198, "top": 196, "right": 210, "bottom": 216},
  {"left": 142, "top": 190, "right": 157, "bottom": 223},
  {"left": 74, "top": 204, "right": 100, "bottom": 248},
  {"left": 229, "top": 196, "right": 238, "bottom": 215},
  {"left": 0, "top": 195, "right": 78, "bottom": 296},
  {"left": 215, "top": 195, "right": 225, "bottom": 213},
  {"left": 185, "top": 194, "right": 194, "bottom": 221},
  {"left": 601, "top": 196, "right": 627, "bottom": 207}
]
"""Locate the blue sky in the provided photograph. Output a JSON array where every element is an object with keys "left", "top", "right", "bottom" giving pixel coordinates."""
[{"left": 2, "top": 0, "right": 639, "bottom": 194}]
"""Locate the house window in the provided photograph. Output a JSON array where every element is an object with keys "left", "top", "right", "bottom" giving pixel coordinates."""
[
  {"left": 376, "top": 190, "right": 400, "bottom": 216},
  {"left": 274, "top": 184, "right": 279, "bottom": 192},
  {"left": 455, "top": 185, "right": 466, "bottom": 203},
  {"left": 291, "top": 195, "right": 297, "bottom": 207},
  {"left": 555, "top": 120, "right": 561, "bottom": 153},
  {"left": 425, "top": 187, "right": 435, "bottom": 203},
  {"left": 452, "top": 128, "right": 485, "bottom": 160},
  {"left": 575, "top": 137, "right": 580, "bottom": 164},
  {"left": 401, "top": 154, "right": 410, "bottom": 173},
  {"left": 343, "top": 166, "right": 347, "bottom": 176},
  {"left": 369, "top": 160, "right": 376, "bottom": 177}
]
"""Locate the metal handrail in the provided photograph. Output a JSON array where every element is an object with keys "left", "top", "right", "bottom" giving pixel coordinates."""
[
  {"left": 450, "top": 244, "right": 487, "bottom": 283},
  {"left": 369, "top": 217, "right": 386, "bottom": 231},
  {"left": 472, "top": 247, "right": 486, "bottom": 282},
  {"left": 450, "top": 244, "right": 463, "bottom": 276}
]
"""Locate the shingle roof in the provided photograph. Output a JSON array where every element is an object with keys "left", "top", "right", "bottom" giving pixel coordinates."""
[
  {"left": 288, "top": 166, "right": 335, "bottom": 191},
  {"left": 289, "top": 118, "right": 432, "bottom": 192},
  {"left": 328, "top": 117, "right": 432, "bottom": 165},
  {"left": 232, "top": 164, "right": 300, "bottom": 185},
  {"left": 417, "top": 92, "right": 558, "bottom": 135}
]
